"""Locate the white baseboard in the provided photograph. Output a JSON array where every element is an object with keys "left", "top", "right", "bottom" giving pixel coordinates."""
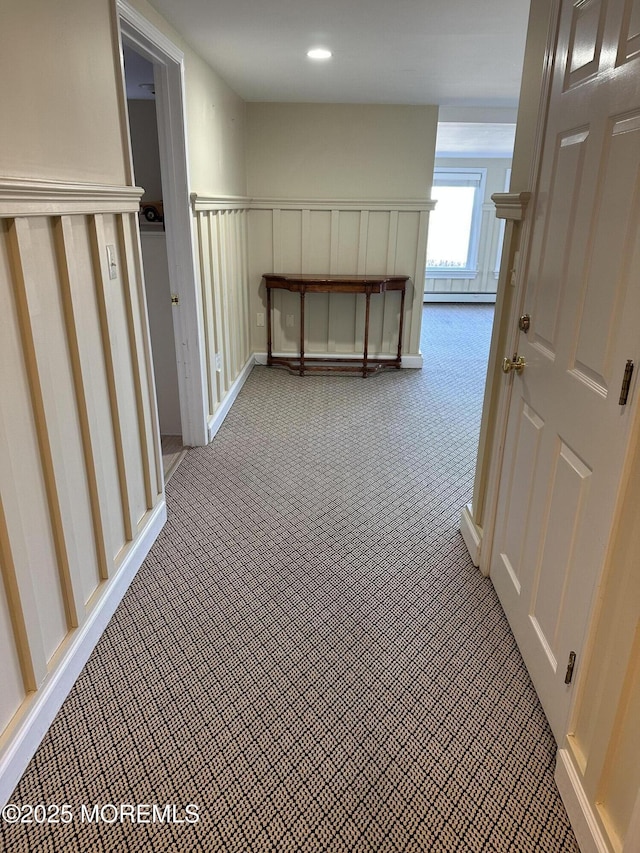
[
  {"left": 460, "top": 503, "right": 482, "bottom": 568},
  {"left": 0, "top": 500, "right": 167, "bottom": 808},
  {"left": 401, "top": 354, "right": 423, "bottom": 368},
  {"left": 555, "top": 748, "right": 610, "bottom": 853},
  {"left": 423, "top": 293, "right": 496, "bottom": 304},
  {"left": 253, "top": 352, "right": 423, "bottom": 369},
  {"left": 207, "top": 355, "right": 255, "bottom": 442}
]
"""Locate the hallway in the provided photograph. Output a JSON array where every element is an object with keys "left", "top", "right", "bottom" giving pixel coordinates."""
[{"left": 0, "top": 306, "right": 578, "bottom": 852}]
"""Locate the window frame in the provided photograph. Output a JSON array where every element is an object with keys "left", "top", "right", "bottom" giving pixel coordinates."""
[{"left": 425, "top": 167, "right": 487, "bottom": 280}]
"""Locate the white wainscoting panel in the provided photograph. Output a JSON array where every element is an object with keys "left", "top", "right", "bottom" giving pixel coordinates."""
[
  {"left": 248, "top": 199, "right": 432, "bottom": 361},
  {"left": 0, "top": 182, "right": 164, "bottom": 805},
  {"left": 191, "top": 197, "right": 252, "bottom": 430}
]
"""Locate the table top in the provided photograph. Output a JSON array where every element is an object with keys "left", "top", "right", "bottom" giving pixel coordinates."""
[{"left": 263, "top": 273, "right": 409, "bottom": 293}]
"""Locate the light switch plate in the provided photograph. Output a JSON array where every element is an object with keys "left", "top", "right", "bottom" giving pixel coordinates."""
[{"left": 106, "top": 244, "right": 118, "bottom": 280}]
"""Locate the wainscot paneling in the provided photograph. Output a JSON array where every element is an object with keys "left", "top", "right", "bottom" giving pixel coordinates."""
[
  {"left": 191, "top": 196, "right": 253, "bottom": 440},
  {"left": 0, "top": 179, "right": 165, "bottom": 804},
  {"left": 248, "top": 199, "right": 433, "bottom": 364}
]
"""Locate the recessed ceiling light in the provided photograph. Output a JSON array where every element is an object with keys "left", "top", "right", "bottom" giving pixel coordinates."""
[{"left": 307, "top": 48, "right": 332, "bottom": 60}]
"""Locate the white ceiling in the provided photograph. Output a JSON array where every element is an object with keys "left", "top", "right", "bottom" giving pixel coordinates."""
[
  {"left": 123, "top": 46, "right": 156, "bottom": 99},
  {"left": 147, "top": 0, "right": 531, "bottom": 108}
]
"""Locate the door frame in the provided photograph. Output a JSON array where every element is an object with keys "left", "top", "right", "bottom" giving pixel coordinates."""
[
  {"left": 475, "top": 0, "right": 562, "bottom": 580},
  {"left": 115, "top": 0, "right": 208, "bottom": 447}
]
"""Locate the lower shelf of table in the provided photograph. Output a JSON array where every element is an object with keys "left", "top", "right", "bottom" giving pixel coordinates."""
[{"left": 267, "top": 355, "right": 402, "bottom": 376}]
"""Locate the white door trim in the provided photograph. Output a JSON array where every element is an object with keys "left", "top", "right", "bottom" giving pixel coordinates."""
[
  {"left": 476, "top": 0, "right": 562, "bottom": 578},
  {"left": 115, "top": 0, "right": 209, "bottom": 447},
  {"left": 554, "top": 750, "right": 609, "bottom": 853}
]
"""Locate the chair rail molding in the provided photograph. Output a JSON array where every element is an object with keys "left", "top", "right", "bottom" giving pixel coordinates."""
[
  {"left": 249, "top": 197, "right": 435, "bottom": 212},
  {"left": 491, "top": 191, "right": 532, "bottom": 221},
  {"left": 191, "top": 195, "right": 436, "bottom": 214},
  {"left": 190, "top": 194, "right": 252, "bottom": 212},
  {"left": 0, "top": 179, "right": 143, "bottom": 217}
]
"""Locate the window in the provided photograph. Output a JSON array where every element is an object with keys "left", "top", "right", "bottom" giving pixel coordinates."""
[{"left": 426, "top": 168, "right": 486, "bottom": 278}]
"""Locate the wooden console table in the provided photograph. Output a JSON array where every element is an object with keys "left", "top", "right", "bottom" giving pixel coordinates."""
[{"left": 263, "top": 273, "right": 409, "bottom": 377}]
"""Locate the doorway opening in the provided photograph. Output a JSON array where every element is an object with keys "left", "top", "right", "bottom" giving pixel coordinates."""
[
  {"left": 117, "top": 0, "right": 209, "bottom": 472},
  {"left": 424, "top": 119, "right": 515, "bottom": 305},
  {"left": 121, "top": 45, "right": 184, "bottom": 482}
]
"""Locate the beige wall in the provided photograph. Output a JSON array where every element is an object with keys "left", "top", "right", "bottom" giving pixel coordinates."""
[
  {"left": 247, "top": 103, "right": 436, "bottom": 200},
  {"left": 0, "top": 0, "right": 128, "bottom": 184},
  {"left": 184, "top": 51, "right": 247, "bottom": 196},
  {"left": 129, "top": 0, "right": 247, "bottom": 197},
  {"left": 128, "top": 99, "right": 163, "bottom": 200},
  {"left": 0, "top": 0, "right": 247, "bottom": 196}
]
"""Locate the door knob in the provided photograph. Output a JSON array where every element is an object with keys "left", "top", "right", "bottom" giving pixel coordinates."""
[{"left": 502, "top": 353, "right": 526, "bottom": 374}]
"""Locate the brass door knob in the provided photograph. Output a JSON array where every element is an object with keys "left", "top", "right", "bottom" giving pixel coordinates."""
[{"left": 502, "top": 353, "right": 526, "bottom": 374}]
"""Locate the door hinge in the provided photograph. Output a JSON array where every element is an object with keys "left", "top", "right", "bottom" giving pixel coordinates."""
[
  {"left": 619, "top": 360, "right": 634, "bottom": 406},
  {"left": 565, "top": 651, "right": 577, "bottom": 684}
]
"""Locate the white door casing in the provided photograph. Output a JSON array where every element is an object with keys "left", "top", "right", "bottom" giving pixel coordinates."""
[
  {"left": 116, "top": 0, "right": 209, "bottom": 447},
  {"left": 490, "top": 0, "right": 640, "bottom": 743}
]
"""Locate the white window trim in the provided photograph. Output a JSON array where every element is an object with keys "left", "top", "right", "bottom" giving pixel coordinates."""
[{"left": 426, "top": 167, "right": 487, "bottom": 279}]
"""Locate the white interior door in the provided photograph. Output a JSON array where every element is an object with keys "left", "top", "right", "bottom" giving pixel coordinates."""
[{"left": 490, "top": 0, "right": 640, "bottom": 743}]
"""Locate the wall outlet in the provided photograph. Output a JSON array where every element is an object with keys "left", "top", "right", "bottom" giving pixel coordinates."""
[
  {"left": 286, "top": 314, "right": 295, "bottom": 327},
  {"left": 256, "top": 312, "right": 265, "bottom": 327},
  {"left": 215, "top": 353, "right": 222, "bottom": 372}
]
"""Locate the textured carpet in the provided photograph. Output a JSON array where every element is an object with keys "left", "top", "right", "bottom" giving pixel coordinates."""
[{"left": 1, "top": 305, "right": 579, "bottom": 852}]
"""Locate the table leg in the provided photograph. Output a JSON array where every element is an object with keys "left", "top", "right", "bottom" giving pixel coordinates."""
[
  {"left": 397, "top": 286, "right": 406, "bottom": 368},
  {"left": 300, "top": 289, "right": 305, "bottom": 376},
  {"left": 363, "top": 288, "right": 371, "bottom": 378},
  {"left": 266, "top": 285, "right": 272, "bottom": 366}
]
